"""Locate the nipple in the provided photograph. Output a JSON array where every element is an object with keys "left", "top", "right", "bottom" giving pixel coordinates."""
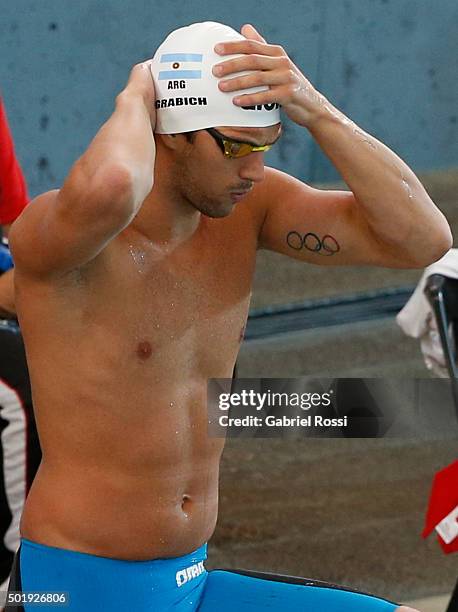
[{"left": 136, "top": 341, "right": 153, "bottom": 360}]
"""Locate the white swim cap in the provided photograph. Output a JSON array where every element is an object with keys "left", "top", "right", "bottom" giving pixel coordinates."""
[{"left": 151, "top": 22, "right": 281, "bottom": 134}]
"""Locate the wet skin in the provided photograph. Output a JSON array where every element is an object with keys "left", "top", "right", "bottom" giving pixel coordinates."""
[{"left": 17, "top": 126, "right": 279, "bottom": 560}]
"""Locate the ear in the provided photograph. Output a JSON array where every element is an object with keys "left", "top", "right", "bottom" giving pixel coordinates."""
[
  {"left": 241, "top": 24, "right": 267, "bottom": 44},
  {"left": 157, "top": 133, "right": 180, "bottom": 151}
]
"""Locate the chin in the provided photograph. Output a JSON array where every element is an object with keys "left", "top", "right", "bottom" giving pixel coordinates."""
[
  {"left": 202, "top": 208, "right": 233, "bottom": 219},
  {"left": 198, "top": 200, "right": 235, "bottom": 219}
]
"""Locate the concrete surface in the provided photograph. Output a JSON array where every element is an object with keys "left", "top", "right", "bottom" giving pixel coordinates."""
[
  {"left": 237, "top": 318, "right": 430, "bottom": 378},
  {"left": 210, "top": 437, "right": 457, "bottom": 603},
  {"left": 407, "top": 594, "right": 451, "bottom": 612}
]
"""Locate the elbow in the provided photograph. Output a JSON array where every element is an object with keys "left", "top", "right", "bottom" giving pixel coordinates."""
[
  {"left": 57, "top": 159, "right": 150, "bottom": 233},
  {"left": 436, "top": 224, "right": 454, "bottom": 258},
  {"left": 92, "top": 163, "right": 136, "bottom": 202},
  {"left": 408, "top": 223, "right": 453, "bottom": 269},
  {"left": 442, "top": 219, "right": 454, "bottom": 249},
  {"left": 423, "top": 218, "right": 453, "bottom": 266},
  {"left": 99, "top": 162, "right": 153, "bottom": 202},
  {"left": 82, "top": 162, "right": 148, "bottom": 223}
]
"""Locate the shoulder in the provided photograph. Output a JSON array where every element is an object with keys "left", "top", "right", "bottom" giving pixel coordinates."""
[
  {"left": 247, "top": 166, "right": 313, "bottom": 226},
  {"left": 9, "top": 190, "right": 59, "bottom": 245},
  {"left": 253, "top": 166, "right": 314, "bottom": 210},
  {"left": 8, "top": 190, "right": 60, "bottom": 272},
  {"left": 263, "top": 166, "right": 310, "bottom": 189}
]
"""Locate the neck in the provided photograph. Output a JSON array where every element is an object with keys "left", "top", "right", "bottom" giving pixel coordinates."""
[{"left": 129, "top": 148, "right": 201, "bottom": 245}]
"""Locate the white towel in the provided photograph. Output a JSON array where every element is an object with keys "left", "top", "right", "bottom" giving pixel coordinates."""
[{"left": 396, "top": 249, "right": 458, "bottom": 377}]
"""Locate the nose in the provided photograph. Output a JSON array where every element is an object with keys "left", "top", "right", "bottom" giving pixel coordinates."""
[{"left": 238, "top": 151, "right": 265, "bottom": 184}]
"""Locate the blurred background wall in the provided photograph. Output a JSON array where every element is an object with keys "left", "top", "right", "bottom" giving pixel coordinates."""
[{"left": 1, "top": 0, "right": 457, "bottom": 197}]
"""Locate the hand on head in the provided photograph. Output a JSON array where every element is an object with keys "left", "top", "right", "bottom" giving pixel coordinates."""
[
  {"left": 124, "top": 62, "right": 157, "bottom": 128},
  {"left": 214, "top": 22, "right": 320, "bottom": 128},
  {"left": 240, "top": 23, "right": 267, "bottom": 43}
]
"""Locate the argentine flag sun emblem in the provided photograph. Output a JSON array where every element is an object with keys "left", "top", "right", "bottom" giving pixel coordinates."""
[{"left": 158, "top": 53, "right": 204, "bottom": 80}]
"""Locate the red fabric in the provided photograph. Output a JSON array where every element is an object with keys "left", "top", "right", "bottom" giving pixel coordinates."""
[
  {"left": 0, "top": 96, "right": 29, "bottom": 224},
  {"left": 422, "top": 460, "right": 458, "bottom": 554}
]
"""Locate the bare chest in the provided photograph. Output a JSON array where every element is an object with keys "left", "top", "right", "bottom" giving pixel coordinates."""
[{"left": 72, "top": 228, "right": 256, "bottom": 375}]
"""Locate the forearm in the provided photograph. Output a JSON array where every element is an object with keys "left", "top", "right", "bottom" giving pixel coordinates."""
[
  {"left": 307, "top": 100, "right": 452, "bottom": 265},
  {"left": 62, "top": 64, "right": 156, "bottom": 222},
  {"left": 78, "top": 90, "right": 155, "bottom": 200},
  {"left": 212, "top": 26, "right": 452, "bottom": 268}
]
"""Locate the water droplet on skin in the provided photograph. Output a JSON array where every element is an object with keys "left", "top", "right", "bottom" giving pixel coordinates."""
[
  {"left": 401, "top": 176, "right": 414, "bottom": 199},
  {"left": 352, "top": 127, "right": 377, "bottom": 150},
  {"left": 128, "top": 245, "right": 147, "bottom": 274},
  {"left": 323, "top": 104, "right": 352, "bottom": 126}
]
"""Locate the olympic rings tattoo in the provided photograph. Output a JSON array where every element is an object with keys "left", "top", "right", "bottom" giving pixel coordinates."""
[{"left": 286, "top": 231, "right": 340, "bottom": 256}]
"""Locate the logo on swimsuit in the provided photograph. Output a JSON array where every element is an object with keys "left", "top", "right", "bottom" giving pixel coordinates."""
[{"left": 176, "top": 561, "right": 206, "bottom": 587}]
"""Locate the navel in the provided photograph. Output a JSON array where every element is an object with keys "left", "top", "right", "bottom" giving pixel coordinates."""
[{"left": 181, "top": 494, "right": 192, "bottom": 517}]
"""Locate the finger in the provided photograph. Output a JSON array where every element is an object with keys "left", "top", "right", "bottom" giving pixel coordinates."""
[
  {"left": 128, "top": 62, "right": 146, "bottom": 79},
  {"left": 213, "top": 54, "right": 279, "bottom": 77},
  {"left": 232, "top": 86, "right": 285, "bottom": 107},
  {"left": 219, "top": 70, "right": 287, "bottom": 93},
  {"left": 241, "top": 23, "right": 267, "bottom": 44},
  {"left": 144, "top": 60, "right": 156, "bottom": 85},
  {"left": 214, "top": 39, "right": 283, "bottom": 57},
  {"left": 129, "top": 62, "right": 154, "bottom": 86}
]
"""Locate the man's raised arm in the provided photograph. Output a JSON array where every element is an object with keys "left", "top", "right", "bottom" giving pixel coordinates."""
[
  {"left": 214, "top": 25, "right": 452, "bottom": 269},
  {"left": 9, "top": 62, "right": 156, "bottom": 277}
]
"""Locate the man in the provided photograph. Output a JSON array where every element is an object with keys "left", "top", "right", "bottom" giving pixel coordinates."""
[
  {"left": 0, "top": 94, "right": 39, "bottom": 612},
  {"left": 0, "top": 268, "right": 41, "bottom": 611},
  {"left": 7, "top": 21, "right": 448, "bottom": 611},
  {"left": 0, "top": 298, "right": 40, "bottom": 610}
]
